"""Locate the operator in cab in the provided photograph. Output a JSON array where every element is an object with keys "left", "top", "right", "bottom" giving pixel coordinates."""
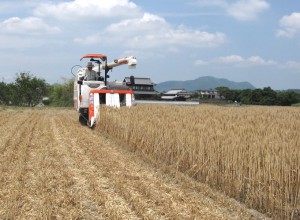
[{"left": 84, "top": 62, "right": 98, "bottom": 81}]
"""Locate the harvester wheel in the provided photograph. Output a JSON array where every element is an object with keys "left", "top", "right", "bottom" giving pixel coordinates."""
[
  {"left": 79, "top": 115, "right": 87, "bottom": 126},
  {"left": 88, "top": 121, "right": 96, "bottom": 129}
]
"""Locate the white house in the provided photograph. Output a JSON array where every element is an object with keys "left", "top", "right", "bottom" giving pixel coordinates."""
[{"left": 161, "top": 89, "right": 191, "bottom": 101}]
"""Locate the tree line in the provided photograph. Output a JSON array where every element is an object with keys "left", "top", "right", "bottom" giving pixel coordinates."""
[
  {"left": 0, "top": 72, "right": 74, "bottom": 107},
  {"left": 215, "top": 86, "right": 300, "bottom": 106},
  {"left": 1, "top": 72, "right": 299, "bottom": 107}
]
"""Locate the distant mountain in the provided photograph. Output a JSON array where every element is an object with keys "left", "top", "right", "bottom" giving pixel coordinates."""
[{"left": 155, "top": 76, "right": 255, "bottom": 92}]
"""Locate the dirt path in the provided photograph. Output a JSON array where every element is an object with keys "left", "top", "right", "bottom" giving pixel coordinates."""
[{"left": 0, "top": 108, "right": 267, "bottom": 219}]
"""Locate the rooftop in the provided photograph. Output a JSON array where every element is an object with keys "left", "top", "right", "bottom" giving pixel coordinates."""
[{"left": 124, "top": 77, "right": 155, "bottom": 85}]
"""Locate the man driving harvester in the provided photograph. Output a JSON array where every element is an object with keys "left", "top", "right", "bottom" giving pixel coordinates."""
[{"left": 84, "top": 61, "right": 98, "bottom": 81}]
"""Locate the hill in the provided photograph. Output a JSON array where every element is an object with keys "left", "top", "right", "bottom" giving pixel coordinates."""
[{"left": 155, "top": 76, "right": 255, "bottom": 92}]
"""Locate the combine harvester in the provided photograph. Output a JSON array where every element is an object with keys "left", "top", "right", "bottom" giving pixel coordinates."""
[{"left": 73, "top": 53, "right": 137, "bottom": 128}]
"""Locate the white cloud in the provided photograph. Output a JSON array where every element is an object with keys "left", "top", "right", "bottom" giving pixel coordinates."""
[
  {"left": 0, "top": 17, "right": 60, "bottom": 35},
  {"left": 0, "top": 1, "right": 226, "bottom": 52},
  {"left": 202, "top": 55, "right": 277, "bottom": 66},
  {"left": 107, "top": 13, "right": 167, "bottom": 33},
  {"left": 247, "top": 56, "right": 276, "bottom": 65},
  {"left": 194, "top": 0, "right": 269, "bottom": 21},
  {"left": 217, "top": 55, "right": 244, "bottom": 63},
  {"left": 167, "top": 28, "right": 226, "bottom": 48},
  {"left": 34, "top": 0, "right": 139, "bottom": 20},
  {"left": 226, "top": 0, "right": 269, "bottom": 21},
  {"left": 74, "top": 13, "right": 227, "bottom": 49},
  {"left": 277, "top": 12, "right": 300, "bottom": 38},
  {"left": 194, "top": 59, "right": 208, "bottom": 66},
  {"left": 193, "top": 0, "right": 228, "bottom": 8},
  {"left": 286, "top": 61, "right": 300, "bottom": 69}
]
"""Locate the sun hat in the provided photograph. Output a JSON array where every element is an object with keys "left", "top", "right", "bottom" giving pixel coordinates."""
[{"left": 87, "top": 62, "right": 94, "bottom": 67}]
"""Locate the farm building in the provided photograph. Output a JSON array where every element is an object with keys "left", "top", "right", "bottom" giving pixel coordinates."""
[
  {"left": 123, "top": 77, "right": 159, "bottom": 99},
  {"left": 198, "top": 89, "right": 220, "bottom": 99},
  {"left": 161, "top": 89, "right": 191, "bottom": 101}
]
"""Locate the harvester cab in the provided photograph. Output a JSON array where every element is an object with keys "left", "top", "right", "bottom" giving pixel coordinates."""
[{"left": 73, "top": 53, "right": 137, "bottom": 128}]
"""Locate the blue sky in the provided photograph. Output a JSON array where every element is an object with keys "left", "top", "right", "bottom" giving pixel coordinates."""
[{"left": 0, "top": 0, "right": 299, "bottom": 89}]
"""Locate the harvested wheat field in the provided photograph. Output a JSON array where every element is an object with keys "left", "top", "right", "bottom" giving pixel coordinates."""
[{"left": 0, "top": 107, "right": 270, "bottom": 219}]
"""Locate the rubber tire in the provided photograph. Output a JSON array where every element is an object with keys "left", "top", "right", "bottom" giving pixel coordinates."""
[{"left": 79, "top": 115, "right": 87, "bottom": 126}]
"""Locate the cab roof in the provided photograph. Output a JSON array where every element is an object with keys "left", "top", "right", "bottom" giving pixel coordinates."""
[{"left": 80, "top": 54, "right": 107, "bottom": 61}]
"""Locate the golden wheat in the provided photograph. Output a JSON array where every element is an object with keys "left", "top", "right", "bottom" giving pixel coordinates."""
[
  {"left": 2, "top": 108, "right": 267, "bottom": 219},
  {"left": 98, "top": 104, "right": 300, "bottom": 219}
]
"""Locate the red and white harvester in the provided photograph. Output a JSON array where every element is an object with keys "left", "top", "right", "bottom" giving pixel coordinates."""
[{"left": 73, "top": 53, "right": 137, "bottom": 127}]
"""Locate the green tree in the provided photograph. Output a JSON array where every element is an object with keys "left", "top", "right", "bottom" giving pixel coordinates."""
[
  {"left": 239, "top": 89, "right": 251, "bottom": 104},
  {"left": 215, "top": 86, "right": 230, "bottom": 99},
  {"left": 258, "top": 87, "right": 277, "bottom": 105},
  {"left": 49, "top": 78, "right": 74, "bottom": 107},
  {"left": 276, "top": 91, "right": 300, "bottom": 106},
  {"left": 213, "top": 86, "right": 300, "bottom": 106},
  {"left": 0, "top": 82, "right": 9, "bottom": 105},
  {"left": 13, "top": 72, "right": 49, "bottom": 106}
]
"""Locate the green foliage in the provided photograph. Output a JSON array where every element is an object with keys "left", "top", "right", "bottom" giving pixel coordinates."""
[
  {"left": 216, "top": 86, "right": 300, "bottom": 106},
  {"left": 2, "top": 72, "right": 49, "bottom": 106},
  {"left": 15, "top": 72, "right": 49, "bottom": 106},
  {"left": 215, "top": 86, "right": 230, "bottom": 99},
  {"left": 0, "top": 72, "right": 74, "bottom": 107},
  {"left": 292, "top": 103, "right": 300, "bottom": 107},
  {"left": 276, "top": 91, "right": 300, "bottom": 106},
  {"left": 48, "top": 78, "right": 74, "bottom": 107},
  {"left": 0, "top": 82, "right": 10, "bottom": 105}
]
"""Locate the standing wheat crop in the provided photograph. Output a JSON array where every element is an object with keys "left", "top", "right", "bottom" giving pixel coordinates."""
[{"left": 98, "top": 104, "right": 300, "bottom": 219}]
